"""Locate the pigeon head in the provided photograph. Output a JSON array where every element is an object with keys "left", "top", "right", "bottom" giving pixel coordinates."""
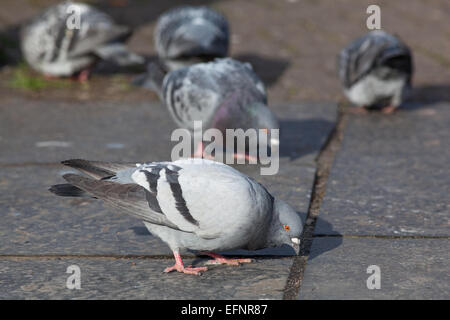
[{"left": 267, "top": 198, "right": 303, "bottom": 254}]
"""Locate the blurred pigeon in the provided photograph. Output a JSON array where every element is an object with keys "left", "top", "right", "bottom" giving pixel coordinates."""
[
  {"left": 135, "top": 58, "right": 279, "bottom": 159},
  {"left": 154, "top": 6, "right": 229, "bottom": 71},
  {"left": 49, "top": 158, "right": 302, "bottom": 275},
  {"left": 338, "top": 30, "right": 413, "bottom": 114},
  {"left": 20, "top": 1, "right": 144, "bottom": 81}
]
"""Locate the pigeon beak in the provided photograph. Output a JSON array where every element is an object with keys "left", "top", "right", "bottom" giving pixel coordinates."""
[{"left": 291, "top": 237, "right": 300, "bottom": 255}]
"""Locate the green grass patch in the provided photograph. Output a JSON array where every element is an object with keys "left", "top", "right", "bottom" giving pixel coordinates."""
[{"left": 9, "top": 63, "right": 71, "bottom": 91}]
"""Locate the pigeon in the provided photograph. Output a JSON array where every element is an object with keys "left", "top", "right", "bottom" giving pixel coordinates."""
[
  {"left": 338, "top": 30, "right": 413, "bottom": 114},
  {"left": 135, "top": 58, "right": 279, "bottom": 159},
  {"left": 20, "top": 1, "right": 144, "bottom": 81},
  {"left": 49, "top": 158, "right": 302, "bottom": 275},
  {"left": 154, "top": 6, "right": 229, "bottom": 71}
]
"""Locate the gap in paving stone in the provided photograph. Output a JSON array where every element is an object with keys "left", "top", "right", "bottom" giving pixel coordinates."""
[{"left": 283, "top": 102, "right": 349, "bottom": 300}]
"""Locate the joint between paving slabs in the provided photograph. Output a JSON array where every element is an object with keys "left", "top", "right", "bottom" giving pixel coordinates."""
[{"left": 283, "top": 102, "right": 348, "bottom": 300}]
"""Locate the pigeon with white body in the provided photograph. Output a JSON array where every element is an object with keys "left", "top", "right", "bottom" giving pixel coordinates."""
[
  {"left": 154, "top": 6, "right": 229, "bottom": 71},
  {"left": 20, "top": 1, "right": 144, "bottom": 81},
  {"left": 338, "top": 30, "right": 413, "bottom": 114},
  {"left": 49, "top": 158, "right": 302, "bottom": 275},
  {"left": 135, "top": 58, "right": 279, "bottom": 159}
]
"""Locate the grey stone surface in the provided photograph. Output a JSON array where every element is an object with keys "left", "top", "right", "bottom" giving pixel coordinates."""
[
  {"left": 0, "top": 98, "right": 336, "bottom": 166},
  {"left": 0, "top": 256, "right": 293, "bottom": 299},
  {"left": 315, "top": 102, "right": 450, "bottom": 236},
  {"left": 0, "top": 98, "right": 337, "bottom": 256},
  {"left": 298, "top": 237, "right": 450, "bottom": 299}
]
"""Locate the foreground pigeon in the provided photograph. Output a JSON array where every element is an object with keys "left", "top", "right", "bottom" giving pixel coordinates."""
[
  {"left": 50, "top": 158, "right": 302, "bottom": 275},
  {"left": 338, "top": 30, "right": 413, "bottom": 114},
  {"left": 20, "top": 1, "right": 144, "bottom": 80},
  {"left": 135, "top": 58, "right": 279, "bottom": 158},
  {"left": 154, "top": 6, "right": 229, "bottom": 71}
]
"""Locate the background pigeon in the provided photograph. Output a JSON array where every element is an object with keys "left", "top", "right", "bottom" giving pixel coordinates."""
[
  {"left": 338, "top": 30, "right": 413, "bottom": 114},
  {"left": 154, "top": 6, "right": 229, "bottom": 71},
  {"left": 135, "top": 58, "right": 279, "bottom": 159},
  {"left": 49, "top": 158, "right": 302, "bottom": 275},
  {"left": 20, "top": 1, "right": 144, "bottom": 81}
]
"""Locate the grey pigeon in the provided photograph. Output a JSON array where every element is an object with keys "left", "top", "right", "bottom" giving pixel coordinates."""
[
  {"left": 20, "top": 1, "right": 144, "bottom": 79},
  {"left": 154, "top": 6, "right": 229, "bottom": 71},
  {"left": 135, "top": 58, "right": 279, "bottom": 158},
  {"left": 338, "top": 30, "right": 413, "bottom": 113},
  {"left": 49, "top": 158, "right": 302, "bottom": 275}
]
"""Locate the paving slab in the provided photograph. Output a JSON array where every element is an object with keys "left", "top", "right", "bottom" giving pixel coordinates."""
[
  {"left": 0, "top": 97, "right": 335, "bottom": 166},
  {"left": 0, "top": 256, "right": 293, "bottom": 299},
  {"left": 315, "top": 102, "right": 450, "bottom": 236},
  {"left": 298, "top": 237, "right": 450, "bottom": 300},
  {"left": 0, "top": 98, "right": 337, "bottom": 256}
]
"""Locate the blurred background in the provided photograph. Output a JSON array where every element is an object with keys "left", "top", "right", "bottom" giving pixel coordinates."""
[{"left": 0, "top": 0, "right": 449, "bottom": 104}]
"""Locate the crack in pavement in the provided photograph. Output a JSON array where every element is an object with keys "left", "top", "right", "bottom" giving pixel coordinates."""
[{"left": 283, "top": 102, "right": 348, "bottom": 300}]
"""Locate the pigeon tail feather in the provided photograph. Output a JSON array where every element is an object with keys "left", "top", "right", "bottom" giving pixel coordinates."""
[{"left": 49, "top": 183, "right": 90, "bottom": 198}]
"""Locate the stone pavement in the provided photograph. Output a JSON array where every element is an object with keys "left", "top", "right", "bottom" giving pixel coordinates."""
[
  {"left": 0, "top": 97, "right": 336, "bottom": 299},
  {"left": 1, "top": 96, "right": 449, "bottom": 299},
  {"left": 299, "top": 102, "right": 450, "bottom": 299}
]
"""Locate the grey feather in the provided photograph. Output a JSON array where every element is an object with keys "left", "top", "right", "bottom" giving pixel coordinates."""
[
  {"left": 338, "top": 30, "right": 413, "bottom": 108},
  {"left": 20, "top": 1, "right": 143, "bottom": 76},
  {"left": 155, "top": 6, "right": 229, "bottom": 70}
]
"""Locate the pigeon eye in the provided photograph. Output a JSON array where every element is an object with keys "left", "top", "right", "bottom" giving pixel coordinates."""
[{"left": 284, "top": 225, "right": 290, "bottom": 231}]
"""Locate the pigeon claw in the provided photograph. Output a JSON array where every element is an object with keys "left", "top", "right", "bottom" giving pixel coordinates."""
[
  {"left": 381, "top": 105, "right": 397, "bottom": 114},
  {"left": 163, "top": 264, "right": 207, "bottom": 275},
  {"left": 206, "top": 257, "right": 253, "bottom": 266}
]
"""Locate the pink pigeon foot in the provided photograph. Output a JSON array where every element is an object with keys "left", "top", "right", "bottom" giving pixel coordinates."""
[
  {"left": 203, "top": 252, "right": 253, "bottom": 266},
  {"left": 76, "top": 69, "right": 90, "bottom": 83},
  {"left": 232, "top": 152, "right": 258, "bottom": 163},
  {"left": 43, "top": 74, "right": 59, "bottom": 80},
  {"left": 164, "top": 251, "right": 208, "bottom": 275},
  {"left": 381, "top": 105, "right": 397, "bottom": 114}
]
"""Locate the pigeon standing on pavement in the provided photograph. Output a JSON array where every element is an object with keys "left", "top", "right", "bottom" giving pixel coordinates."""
[
  {"left": 154, "top": 6, "right": 229, "bottom": 71},
  {"left": 49, "top": 158, "right": 302, "bottom": 275},
  {"left": 135, "top": 58, "right": 279, "bottom": 159},
  {"left": 338, "top": 30, "right": 413, "bottom": 114},
  {"left": 20, "top": 1, "right": 144, "bottom": 81}
]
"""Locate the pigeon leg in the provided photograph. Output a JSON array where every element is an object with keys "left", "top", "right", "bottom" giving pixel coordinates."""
[
  {"left": 76, "top": 69, "right": 91, "bottom": 83},
  {"left": 193, "top": 141, "right": 216, "bottom": 160},
  {"left": 164, "top": 251, "right": 208, "bottom": 275},
  {"left": 202, "top": 251, "right": 253, "bottom": 266},
  {"left": 381, "top": 105, "right": 397, "bottom": 114},
  {"left": 193, "top": 141, "right": 205, "bottom": 158}
]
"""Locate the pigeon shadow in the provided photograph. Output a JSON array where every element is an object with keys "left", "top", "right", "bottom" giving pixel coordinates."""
[
  {"left": 0, "top": 25, "right": 21, "bottom": 69},
  {"left": 399, "top": 85, "right": 450, "bottom": 111},
  {"left": 233, "top": 53, "right": 290, "bottom": 87},
  {"left": 307, "top": 216, "right": 343, "bottom": 261},
  {"left": 279, "top": 118, "right": 335, "bottom": 161}
]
